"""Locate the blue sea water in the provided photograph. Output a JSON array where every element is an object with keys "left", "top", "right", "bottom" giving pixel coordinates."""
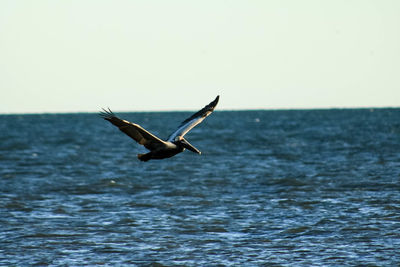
[{"left": 0, "top": 109, "right": 399, "bottom": 266}]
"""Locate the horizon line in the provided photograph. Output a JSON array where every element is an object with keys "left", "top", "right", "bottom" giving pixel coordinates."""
[{"left": 1, "top": 105, "right": 399, "bottom": 115}]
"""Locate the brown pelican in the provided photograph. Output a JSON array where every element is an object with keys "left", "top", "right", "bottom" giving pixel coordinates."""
[{"left": 100, "top": 95, "right": 219, "bottom": 161}]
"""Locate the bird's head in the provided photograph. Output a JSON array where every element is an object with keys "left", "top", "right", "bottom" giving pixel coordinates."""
[{"left": 177, "top": 137, "right": 201, "bottom": 154}]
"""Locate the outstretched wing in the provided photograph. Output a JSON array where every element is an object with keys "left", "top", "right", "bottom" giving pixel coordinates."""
[
  {"left": 100, "top": 108, "right": 167, "bottom": 151},
  {"left": 167, "top": 95, "right": 219, "bottom": 141}
]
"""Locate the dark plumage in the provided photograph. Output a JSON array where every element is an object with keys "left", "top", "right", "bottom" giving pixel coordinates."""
[{"left": 100, "top": 95, "right": 219, "bottom": 161}]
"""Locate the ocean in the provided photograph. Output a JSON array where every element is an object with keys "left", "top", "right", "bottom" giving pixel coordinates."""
[{"left": 1, "top": 109, "right": 399, "bottom": 266}]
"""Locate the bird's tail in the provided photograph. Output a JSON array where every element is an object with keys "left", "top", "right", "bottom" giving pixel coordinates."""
[{"left": 138, "top": 153, "right": 151, "bottom": 162}]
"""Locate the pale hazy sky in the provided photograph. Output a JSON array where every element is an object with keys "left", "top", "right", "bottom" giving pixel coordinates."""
[{"left": 1, "top": 1, "right": 399, "bottom": 113}]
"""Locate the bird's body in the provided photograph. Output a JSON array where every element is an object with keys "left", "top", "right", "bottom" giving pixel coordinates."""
[
  {"left": 100, "top": 96, "right": 219, "bottom": 161},
  {"left": 137, "top": 143, "right": 182, "bottom": 162}
]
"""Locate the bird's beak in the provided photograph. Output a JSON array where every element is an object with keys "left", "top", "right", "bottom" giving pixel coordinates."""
[{"left": 180, "top": 138, "right": 201, "bottom": 154}]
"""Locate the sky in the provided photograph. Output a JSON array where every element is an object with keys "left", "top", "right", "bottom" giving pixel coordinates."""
[{"left": 1, "top": 0, "right": 399, "bottom": 113}]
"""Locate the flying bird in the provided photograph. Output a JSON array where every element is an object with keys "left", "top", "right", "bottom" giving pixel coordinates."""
[{"left": 100, "top": 95, "right": 219, "bottom": 161}]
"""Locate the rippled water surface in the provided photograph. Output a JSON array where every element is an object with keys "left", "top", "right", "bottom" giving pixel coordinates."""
[{"left": 1, "top": 109, "right": 400, "bottom": 266}]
